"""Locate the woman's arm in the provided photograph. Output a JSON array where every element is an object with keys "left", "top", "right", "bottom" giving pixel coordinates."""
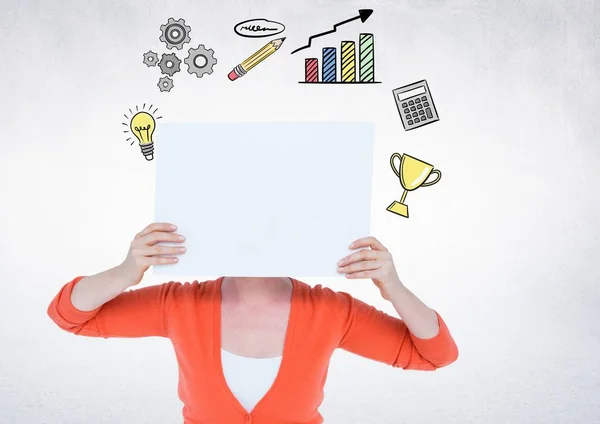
[
  {"left": 48, "top": 275, "right": 191, "bottom": 338},
  {"left": 329, "top": 289, "right": 458, "bottom": 370},
  {"left": 384, "top": 282, "right": 440, "bottom": 339},
  {"left": 334, "top": 236, "right": 459, "bottom": 370},
  {"left": 70, "top": 264, "right": 138, "bottom": 312},
  {"left": 47, "top": 222, "right": 188, "bottom": 338}
]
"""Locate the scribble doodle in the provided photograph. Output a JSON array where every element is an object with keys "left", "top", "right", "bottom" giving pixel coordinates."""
[
  {"left": 234, "top": 19, "right": 286, "bottom": 38},
  {"left": 242, "top": 24, "right": 275, "bottom": 32}
]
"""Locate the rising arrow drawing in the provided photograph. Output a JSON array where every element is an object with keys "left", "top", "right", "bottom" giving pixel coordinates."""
[{"left": 290, "top": 9, "right": 374, "bottom": 55}]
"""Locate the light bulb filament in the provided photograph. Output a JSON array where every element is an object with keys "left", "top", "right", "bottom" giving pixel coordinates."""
[{"left": 134, "top": 124, "right": 152, "bottom": 144}]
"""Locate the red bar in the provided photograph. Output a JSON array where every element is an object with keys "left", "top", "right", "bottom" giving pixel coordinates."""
[{"left": 305, "top": 58, "right": 319, "bottom": 82}]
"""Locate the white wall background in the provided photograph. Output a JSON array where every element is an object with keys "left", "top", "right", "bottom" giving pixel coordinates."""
[{"left": 1, "top": 0, "right": 599, "bottom": 423}]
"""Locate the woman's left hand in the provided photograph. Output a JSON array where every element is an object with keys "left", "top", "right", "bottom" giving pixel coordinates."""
[{"left": 337, "top": 236, "right": 403, "bottom": 300}]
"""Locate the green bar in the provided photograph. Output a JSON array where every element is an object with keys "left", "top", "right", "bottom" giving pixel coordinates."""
[{"left": 359, "top": 33, "right": 374, "bottom": 82}]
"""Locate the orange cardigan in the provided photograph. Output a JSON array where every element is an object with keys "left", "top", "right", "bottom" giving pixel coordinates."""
[{"left": 48, "top": 276, "right": 458, "bottom": 424}]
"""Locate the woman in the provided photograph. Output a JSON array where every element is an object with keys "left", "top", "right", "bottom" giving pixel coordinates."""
[{"left": 48, "top": 222, "right": 458, "bottom": 424}]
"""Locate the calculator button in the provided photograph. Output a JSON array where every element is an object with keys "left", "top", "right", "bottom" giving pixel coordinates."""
[
  {"left": 407, "top": 120, "right": 413, "bottom": 125},
  {"left": 408, "top": 100, "right": 415, "bottom": 106},
  {"left": 402, "top": 102, "right": 408, "bottom": 108},
  {"left": 410, "top": 106, "right": 416, "bottom": 111},
  {"left": 417, "top": 104, "right": 422, "bottom": 109},
  {"left": 423, "top": 102, "right": 429, "bottom": 107},
  {"left": 426, "top": 108, "right": 433, "bottom": 118},
  {"left": 412, "top": 112, "right": 418, "bottom": 118},
  {"left": 415, "top": 98, "right": 421, "bottom": 103},
  {"left": 404, "top": 108, "right": 410, "bottom": 113},
  {"left": 421, "top": 116, "right": 427, "bottom": 120},
  {"left": 419, "top": 110, "right": 424, "bottom": 115},
  {"left": 421, "top": 96, "right": 427, "bottom": 101},
  {"left": 414, "top": 118, "right": 420, "bottom": 123},
  {"left": 405, "top": 114, "right": 412, "bottom": 120}
]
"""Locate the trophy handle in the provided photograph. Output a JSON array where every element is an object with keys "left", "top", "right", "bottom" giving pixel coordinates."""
[
  {"left": 421, "top": 169, "right": 442, "bottom": 187},
  {"left": 390, "top": 153, "right": 402, "bottom": 178}
]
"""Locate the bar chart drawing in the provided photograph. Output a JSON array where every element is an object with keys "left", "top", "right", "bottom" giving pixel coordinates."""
[{"left": 299, "top": 33, "right": 380, "bottom": 84}]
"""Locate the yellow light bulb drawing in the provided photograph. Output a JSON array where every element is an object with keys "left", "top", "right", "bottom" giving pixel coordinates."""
[
  {"left": 131, "top": 112, "right": 155, "bottom": 160},
  {"left": 122, "top": 104, "right": 162, "bottom": 161}
]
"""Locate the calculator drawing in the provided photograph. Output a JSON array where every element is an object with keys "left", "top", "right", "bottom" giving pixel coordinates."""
[{"left": 392, "top": 80, "right": 439, "bottom": 131}]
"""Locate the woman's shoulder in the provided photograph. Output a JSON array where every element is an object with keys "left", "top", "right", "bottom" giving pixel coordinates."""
[
  {"left": 295, "top": 279, "right": 350, "bottom": 298},
  {"left": 161, "top": 278, "right": 214, "bottom": 291},
  {"left": 160, "top": 278, "right": 217, "bottom": 310},
  {"left": 293, "top": 279, "right": 355, "bottom": 316}
]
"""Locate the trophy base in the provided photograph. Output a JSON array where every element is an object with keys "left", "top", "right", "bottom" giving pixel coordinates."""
[{"left": 386, "top": 201, "right": 409, "bottom": 218}]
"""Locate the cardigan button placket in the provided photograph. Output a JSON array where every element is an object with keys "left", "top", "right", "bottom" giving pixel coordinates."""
[{"left": 245, "top": 413, "right": 252, "bottom": 423}]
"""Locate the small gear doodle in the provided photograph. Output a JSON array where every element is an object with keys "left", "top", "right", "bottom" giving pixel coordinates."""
[
  {"left": 184, "top": 45, "right": 217, "bottom": 78},
  {"left": 143, "top": 50, "right": 159, "bottom": 67},
  {"left": 158, "top": 53, "right": 181, "bottom": 76},
  {"left": 159, "top": 17, "right": 192, "bottom": 50},
  {"left": 157, "top": 76, "right": 174, "bottom": 92}
]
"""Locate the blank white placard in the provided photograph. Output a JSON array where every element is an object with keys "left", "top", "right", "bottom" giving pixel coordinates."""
[{"left": 153, "top": 122, "right": 373, "bottom": 278}]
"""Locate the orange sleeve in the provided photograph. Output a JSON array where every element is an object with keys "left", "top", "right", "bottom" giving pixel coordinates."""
[
  {"left": 47, "top": 276, "right": 190, "bottom": 338},
  {"left": 330, "top": 290, "right": 458, "bottom": 370}
]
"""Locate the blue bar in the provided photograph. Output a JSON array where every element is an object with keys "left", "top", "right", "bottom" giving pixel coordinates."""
[{"left": 322, "top": 47, "right": 337, "bottom": 82}]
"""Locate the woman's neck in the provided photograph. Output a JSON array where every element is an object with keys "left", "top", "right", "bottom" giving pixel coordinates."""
[{"left": 222, "top": 276, "right": 292, "bottom": 304}]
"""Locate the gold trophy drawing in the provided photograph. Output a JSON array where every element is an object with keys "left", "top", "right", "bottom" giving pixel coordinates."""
[{"left": 387, "top": 153, "right": 442, "bottom": 218}]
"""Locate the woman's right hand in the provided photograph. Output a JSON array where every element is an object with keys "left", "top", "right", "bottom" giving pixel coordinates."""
[{"left": 118, "top": 222, "right": 186, "bottom": 286}]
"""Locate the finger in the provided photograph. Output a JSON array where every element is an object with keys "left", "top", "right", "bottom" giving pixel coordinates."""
[
  {"left": 138, "top": 231, "right": 185, "bottom": 247},
  {"left": 338, "top": 249, "right": 380, "bottom": 266},
  {"left": 139, "top": 245, "right": 186, "bottom": 257},
  {"left": 338, "top": 259, "right": 383, "bottom": 274},
  {"left": 345, "top": 270, "right": 379, "bottom": 279},
  {"left": 139, "top": 256, "right": 179, "bottom": 266},
  {"left": 136, "top": 222, "right": 177, "bottom": 239},
  {"left": 349, "top": 236, "right": 388, "bottom": 251}
]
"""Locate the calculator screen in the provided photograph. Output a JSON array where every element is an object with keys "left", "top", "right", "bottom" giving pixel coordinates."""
[{"left": 397, "top": 86, "right": 426, "bottom": 101}]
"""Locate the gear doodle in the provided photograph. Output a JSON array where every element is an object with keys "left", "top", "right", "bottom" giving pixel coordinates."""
[
  {"left": 158, "top": 53, "right": 181, "bottom": 76},
  {"left": 184, "top": 45, "right": 217, "bottom": 78},
  {"left": 157, "top": 76, "right": 174, "bottom": 92},
  {"left": 159, "top": 17, "right": 192, "bottom": 50},
  {"left": 143, "top": 50, "right": 159, "bottom": 67}
]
